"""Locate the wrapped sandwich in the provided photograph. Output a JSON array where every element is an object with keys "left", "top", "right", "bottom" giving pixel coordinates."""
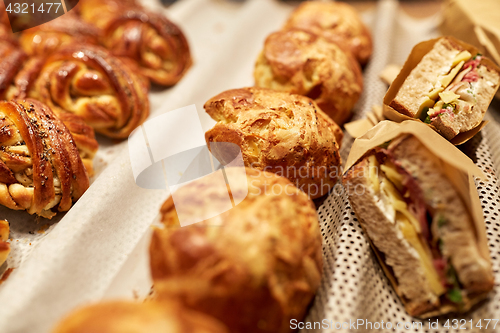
[
  {"left": 343, "top": 120, "right": 494, "bottom": 317},
  {"left": 384, "top": 37, "right": 500, "bottom": 143}
]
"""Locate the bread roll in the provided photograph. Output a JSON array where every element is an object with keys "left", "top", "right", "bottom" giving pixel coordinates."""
[
  {"left": 254, "top": 29, "right": 363, "bottom": 125},
  {"left": 31, "top": 44, "right": 150, "bottom": 139},
  {"left": 0, "top": 99, "right": 90, "bottom": 218},
  {"left": 204, "top": 87, "right": 342, "bottom": 199},
  {"left": 78, "top": 0, "right": 192, "bottom": 86},
  {"left": 150, "top": 167, "right": 323, "bottom": 333},
  {"left": 283, "top": 1, "right": 373, "bottom": 66},
  {"left": 52, "top": 300, "right": 228, "bottom": 333}
]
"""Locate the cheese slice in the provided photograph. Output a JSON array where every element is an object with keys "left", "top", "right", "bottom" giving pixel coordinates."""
[
  {"left": 439, "top": 91, "right": 461, "bottom": 104},
  {"left": 418, "top": 98, "right": 436, "bottom": 118},
  {"left": 368, "top": 155, "right": 379, "bottom": 193},
  {"left": 439, "top": 60, "right": 465, "bottom": 88},
  {"left": 380, "top": 176, "right": 421, "bottom": 234},
  {"left": 451, "top": 50, "right": 472, "bottom": 67},
  {"left": 428, "top": 87, "right": 444, "bottom": 100},
  {"left": 398, "top": 214, "right": 446, "bottom": 296},
  {"left": 380, "top": 164, "right": 404, "bottom": 192}
]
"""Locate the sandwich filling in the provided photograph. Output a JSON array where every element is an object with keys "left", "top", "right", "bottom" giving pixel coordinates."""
[
  {"left": 419, "top": 51, "right": 484, "bottom": 125},
  {"left": 366, "top": 145, "right": 465, "bottom": 305}
]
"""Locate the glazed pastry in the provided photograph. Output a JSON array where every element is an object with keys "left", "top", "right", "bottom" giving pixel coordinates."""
[
  {"left": 0, "top": 220, "right": 9, "bottom": 267},
  {"left": 0, "top": 2, "right": 16, "bottom": 45},
  {"left": 283, "top": 1, "right": 373, "bottom": 66},
  {"left": 204, "top": 87, "right": 342, "bottom": 199},
  {"left": 254, "top": 29, "right": 363, "bottom": 125},
  {"left": 0, "top": 41, "right": 29, "bottom": 100},
  {"left": 31, "top": 44, "right": 150, "bottom": 139},
  {"left": 0, "top": 99, "right": 90, "bottom": 218},
  {"left": 19, "top": 14, "right": 100, "bottom": 56},
  {"left": 150, "top": 167, "right": 323, "bottom": 333},
  {"left": 78, "top": 0, "right": 192, "bottom": 86},
  {"left": 52, "top": 300, "right": 229, "bottom": 333},
  {"left": 0, "top": 40, "right": 98, "bottom": 175}
]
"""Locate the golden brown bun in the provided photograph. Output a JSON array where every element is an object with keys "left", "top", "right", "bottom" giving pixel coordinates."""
[
  {"left": 0, "top": 41, "right": 98, "bottom": 175},
  {"left": 0, "top": 99, "right": 90, "bottom": 218},
  {"left": 0, "top": 2, "right": 16, "bottom": 45},
  {"left": 204, "top": 87, "right": 342, "bottom": 199},
  {"left": 52, "top": 300, "right": 229, "bottom": 333},
  {"left": 79, "top": 0, "right": 192, "bottom": 86},
  {"left": 0, "top": 220, "right": 10, "bottom": 267},
  {"left": 150, "top": 167, "right": 322, "bottom": 333},
  {"left": 0, "top": 41, "right": 28, "bottom": 100},
  {"left": 20, "top": 14, "right": 100, "bottom": 56},
  {"left": 283, "top": 1, "right": 373, "bottom": 66},
  {"left": 254, "top": 29, "right": 363, "bottom": 125},
  {"left": 31, "top": 43, "right": 150, "bottom": 139}
]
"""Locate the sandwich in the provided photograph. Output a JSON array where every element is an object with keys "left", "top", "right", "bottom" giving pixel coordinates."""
[
  {"left": 387, "top": 37, "right": 500, "bottom": 140},
  {"left": 343, "top": 133, "right": 494, "bottom": 317}
]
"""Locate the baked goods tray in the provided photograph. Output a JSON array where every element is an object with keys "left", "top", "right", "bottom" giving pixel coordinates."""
[{"left": 1, "top": 0, "right": 500, "bottom": 332}]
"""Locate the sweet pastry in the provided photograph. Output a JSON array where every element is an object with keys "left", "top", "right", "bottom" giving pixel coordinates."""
[
  {"left": 0, "top": 2, "right": 16, "bottom": 45},
  {"left": 31, "top": 43, "right": 150, "bottom": 139},
  {"left": 254, "top": 29, "right": 363, "bottom": 125},
  {"left": 150, "top": 167, "right": 323, "bottom": 333},
  {"left": 0, "top": 41, "right": 29, "bottom": 100},
  {"left": 78, "top": 0, "right": 192, "bottom": 86},
  {"left": 388, "top": 37, "right": 500, "bottom": 140},
  {"left": 0, "top": 40, "right": 98, "bottom": 174},
  {"left": 283, "top": 1, "right": 373, "bottom": 66},
  {"left": 0, "top": 99, "right": 90, "bottom": 218},
  {"left": 343, "top": 134, "right": 493, "bottom": 317},
  {"left": 204, "top": 87, "right": 342, "bottom": 199},
  {"left": 19, "top": 14, "right": 100, "bottom": 56},
  {"left": 52, "top": 300, "right": 229, "bottom": 333},
  {"left": 0, "top": 220, "right": 9, "bottom": 267}
]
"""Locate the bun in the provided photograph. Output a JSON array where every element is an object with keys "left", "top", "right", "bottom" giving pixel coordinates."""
[
  {"left": 0, "top": 41, "right": 98, "bottom": 175},
  {"left": 343, "top": 135, "right": 493, "bottom": 317},
  {"left": 254, "top": 29, "right": 362, "bottom": 125},
  {"left": 150, "top": 167, "right": 322, "bottom": 333},
  {"left": 79, "top": 0, "right": 192, "bottom": 86},
  {"left": 52, "top": 301, "right": 229, "bottom": 333},
  {"left": 31, "top": 44, "right": 150, "bottom": 139},
  {"left": 20, "top": 14, "right": 99, "bottom": 56},
  {"left": 283, "top": 1, "right": 373, "bottom": 66},
  {"left": 204, "top": 87, "right": 342, "bottom": 199},
  {"left": 0, "top": 220, "right": 9, "bottom": 268},
  {"left": 0, "top": 99, "right": 90, "bottom": 218}
]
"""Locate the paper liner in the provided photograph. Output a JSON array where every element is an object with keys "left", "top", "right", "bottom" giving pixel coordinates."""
[{"left": 383, "top": 36, "right": 500, "bottom": 145}]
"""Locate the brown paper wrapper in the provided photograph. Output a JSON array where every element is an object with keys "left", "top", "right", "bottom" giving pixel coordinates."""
[
  {"left": 441, "top": 0, "right": 500, "bottom": 68},
  {"left": 344, "top": 105, "right": 385, "bottom": 139},
  {"left": 383, "top": 36, "right": 500, "bottom": 145},
  {"left": 344, "top": 120, "right": 492, "bottom": 317}
]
